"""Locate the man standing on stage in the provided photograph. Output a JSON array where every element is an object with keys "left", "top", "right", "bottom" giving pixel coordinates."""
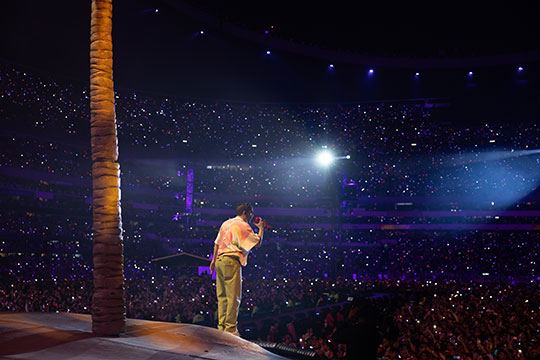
[{"left": 209, "top": 202, "right": 265, "bottom": 336}]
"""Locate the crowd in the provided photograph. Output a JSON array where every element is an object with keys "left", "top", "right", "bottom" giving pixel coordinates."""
[
  {"left": 1, "top": 248, "right": 539, "bottom": 359},
  {"left": 3, "top": 187, "right": 540, "bottom": 278},
  {"left": 376, "top": 281, "right": 540, "bottom": 359},
  {"left": 2, "top": 62, "right": 540, "bottom": 201},
  {"left": 2, "top": 62, "right": 540, "bottom": 359}
]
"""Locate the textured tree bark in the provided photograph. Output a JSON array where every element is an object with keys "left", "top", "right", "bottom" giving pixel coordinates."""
[{"left": 90, "top": 0, "right": 126, "bottom": 336}]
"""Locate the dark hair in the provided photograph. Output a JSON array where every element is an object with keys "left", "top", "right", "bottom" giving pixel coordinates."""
[{"left": 236, "top": 202, "right": 253, "bottom": 216}]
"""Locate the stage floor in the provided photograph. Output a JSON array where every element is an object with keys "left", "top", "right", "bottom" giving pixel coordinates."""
[{"left": 0, "top": 312, "right": 287, "bottom": 359}]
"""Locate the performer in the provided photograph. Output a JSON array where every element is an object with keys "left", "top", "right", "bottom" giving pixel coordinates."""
[{"left": 209, "top": 202, "right": 266, "bottom": 336}]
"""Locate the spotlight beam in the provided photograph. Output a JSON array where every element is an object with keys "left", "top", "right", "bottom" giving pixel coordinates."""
[{"left": 447, "top": 149, "right": 540, "bottom": 166}]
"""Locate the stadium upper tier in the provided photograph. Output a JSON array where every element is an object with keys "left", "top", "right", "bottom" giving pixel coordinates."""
[{"left": 1, "top": 62, "right": 539, "bottom": 208}]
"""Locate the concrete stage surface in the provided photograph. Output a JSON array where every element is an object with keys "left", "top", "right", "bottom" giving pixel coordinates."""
[{"left": 0, "top": 312, "right": 287, "bottom": 359}]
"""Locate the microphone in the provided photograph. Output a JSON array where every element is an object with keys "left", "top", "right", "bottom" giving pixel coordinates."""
[{"left": 253, "top": 216, "right": 271, "bottom": 229}]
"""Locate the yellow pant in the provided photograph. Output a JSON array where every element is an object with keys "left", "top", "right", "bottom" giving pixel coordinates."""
[{"left": 216, "top": 256, "right": 242, "bottom": 333}]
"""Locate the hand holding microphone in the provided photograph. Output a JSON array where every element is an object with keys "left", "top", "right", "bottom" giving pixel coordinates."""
[{"left": 253, "top": 216, "right": 271, "bottom": 230}]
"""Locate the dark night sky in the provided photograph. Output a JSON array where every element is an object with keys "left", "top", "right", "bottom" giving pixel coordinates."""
[{"left": 1, "top": 0, "right": 539, "bottom": 104}]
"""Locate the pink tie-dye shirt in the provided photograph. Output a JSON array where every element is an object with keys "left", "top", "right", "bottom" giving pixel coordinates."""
[{"left": 215, "top": 216, "right": 261, "bottom": 266}]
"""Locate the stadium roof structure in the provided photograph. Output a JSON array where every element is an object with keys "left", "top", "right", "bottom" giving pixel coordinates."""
[{"left": 1, "top": 0, "right": 538, "bottom": 101}]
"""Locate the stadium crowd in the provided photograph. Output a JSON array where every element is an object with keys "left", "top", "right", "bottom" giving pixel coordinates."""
[
  {"left": 2, "top": 63, "right": 539, "bottom": 201},
  {"left": 1, "top": 62, "right": 540, "bottom": 359},
  {"left": 1, "top": 246, "right": 539, "bottom": 359}
]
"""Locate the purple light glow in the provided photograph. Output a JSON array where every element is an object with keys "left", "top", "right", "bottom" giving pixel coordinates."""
[
  {"left": 415, "top": 72, "right": 420, "bottom": 77},
  {"left": 265, "top": 30, "right": 269, "bottom": 34},
  {"left": 369, "top": 69, "right": 374, "bottom": 74},
  {"left": 266, "top": 50, "right": 271, "bottom": 55},
  {"left": 468, "top": 71, "right": 474, "bottom": 76},
  {"left": 518, "top": 66, "right": 524, "bottom": 72},
  {"left": 329, "top": 64, "right": 334, "bottom": 69}
]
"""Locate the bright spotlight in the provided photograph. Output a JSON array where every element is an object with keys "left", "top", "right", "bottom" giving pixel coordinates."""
[{"left": 316, "top": 150, "right": 335, "bottom": 167}]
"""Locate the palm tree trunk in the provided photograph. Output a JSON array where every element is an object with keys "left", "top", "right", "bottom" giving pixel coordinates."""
[{"left": 90, "top": 0, "right": 126, "bottom": 335}]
